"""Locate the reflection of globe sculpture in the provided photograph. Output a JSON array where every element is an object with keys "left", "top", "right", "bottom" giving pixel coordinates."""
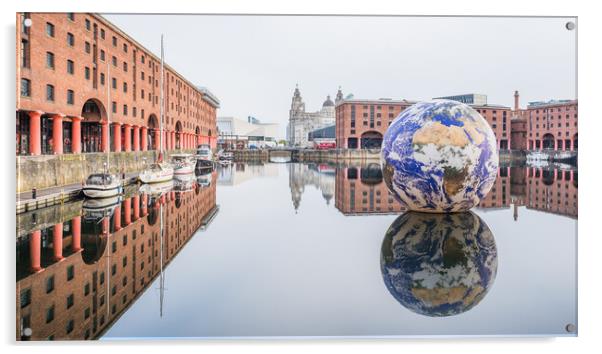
[
  {"left": 380, "top": 212, "right": 497, "bottom": 317},
  {"left": 381, "top": 100, "right": 498, "bottom": 212}
]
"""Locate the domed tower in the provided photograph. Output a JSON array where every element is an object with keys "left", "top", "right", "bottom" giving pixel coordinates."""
[
  {"left": 320, "top": 94, "right": 336, "bottom": 126},
  {"left": 335, "top": 86, "right": 344, "bottom": 105},
  {"left": 290, "top": 84, "right": 305, "bottom": 116}
]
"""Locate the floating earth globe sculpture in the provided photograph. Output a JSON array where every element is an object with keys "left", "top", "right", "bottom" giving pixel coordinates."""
[
  {"left": 381, "top": 100, "right": 498, "bottom": 212},
  {"left": 380, "top": 211, "right": 497, "bottom": 317}
]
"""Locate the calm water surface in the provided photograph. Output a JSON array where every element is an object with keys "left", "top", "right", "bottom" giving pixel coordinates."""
[{"left": 16, "top": 162, "right": 577, "bottom": 340}]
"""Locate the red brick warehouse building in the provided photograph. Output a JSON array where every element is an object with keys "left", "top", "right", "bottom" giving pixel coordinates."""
[
  {"left": 16, "top": 12, "right": 220, "bottom": 157},
  {"left": 335, "top": 99, "right": 415, "bottom": 149},
  {"left": 525, "top": 99, "right": 578, "bottom": 151}
]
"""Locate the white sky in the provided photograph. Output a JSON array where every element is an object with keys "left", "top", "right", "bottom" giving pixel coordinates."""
[{"left": 103, "top": 15, "right": 577, "bottom": 136}]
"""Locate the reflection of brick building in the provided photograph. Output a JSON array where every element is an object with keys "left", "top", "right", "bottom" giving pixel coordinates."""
[
  {"left": 16, "top": 12, "right": 219, "bottom": 157},
  {"left": 334, "top": 164, "right": 404, "bottom": 215},
  {"left": 16, "top": 175, "right": 217, "bottom": 340},
  {"left": 524, "top": 167, "right": 578, "bottom": 218},
  {"left": 477, "top": 167, "right": 511, "bottom": 209},
  {"left": 335, "top": 99, "right": 414, "bottom": 149}
]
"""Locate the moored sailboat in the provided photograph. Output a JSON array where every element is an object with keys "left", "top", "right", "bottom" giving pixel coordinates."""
[
  {"left": 139, "top": 35, "right": 174, "bottom": 184},
  {"left": 83, "top": 61, "right": 123, "bottom": 199}
]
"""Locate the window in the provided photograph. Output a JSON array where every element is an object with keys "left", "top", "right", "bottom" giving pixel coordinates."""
[
  {"left": 123, "top": 43, "right": 128, "bottom": 52},
  {"left": 84, "top": 308, "right": 90, "bottom": 319},
  {"left": 20, "top": 288, "right": 31, "bottom": 308},
  {"left": 46, "top": 84, "right": 55, "bottom": 101},
  {"left": 85, "top": 41, "right": 91, "bottom": 54},
  {"left": 122, "top": 256, "right": 127, "bottom": 267},
  {"left": 85, "top": 67, "right": 90, "bottom": 80},
  {"left": 20, "top": 39, "right": 30, "bottom": 68},
  {"left": 46, "top": 306, "right": 55, "bottom": 323},
  {"left": 46, "top": 52, "right": 55, "bottom": 69},
  {"left": 133, "top": 107, "right": 137, "bottom": 117},
  {"left": 141, "top": 55, "right": 145, "bottom": 64},
  {"left": 46, "top": 22, "right": 55, "bottom": 37},
  {"left": 100, "top": 294, "right": 105, "bottom": 306},
  {"left": 67, "top": 60, "right": 74, "bottom": 74},
  {"left": 67, "top": 32, "right": 74, "bottom": 46},
  {"left": 20, "top": 78, "right": 31, "bottom": 97},
  {"left": 100, "top": 50, "right": 105, "bottom": 61},
  {"left": 67, "top": 13, "right": 75, "bottom": 21},
  {"left": 122, "top": 276, "right": 127, "bottom": 286},
  {"left": 100, "top": 28, "right": 105, "bottom": 39},
  {"left": 100, "top": 272, "right": 105, "bottom": 285},
  {"left": 123, "top": 105, "right": 128, "bottom": 116},
  {"left": 111, "top": 286, "right": 116, "bottom": 296},
  {"left": 112, "top": 56, "right": 117, "bottom": 66},
  {"left": 85, "top": 18, "right": 91, "bottom": 30},
  {"left": 100, "top": 73, "right": 105, "bottom": 85},
  {"left": 67, "top": 90, "right": 74, "bottom": 105},
  {"left": 123, "top": 82, "right": 127, "bottom": 93},
  {"left": 112, "top": 102, "right": 117, "bottom": 114},
  {"left": 123, "top": 62, "right": 128, "bottom": 72},
  {"left": 66, "top": 293, "right": 74, "bottom": 309},
  {"left": 112, "top": 36, "right": 117, "bottom": 46},
  {"left": 141, "top": 71, "right": 145, "bottom": 80},
  {"left": 112, "top": 78, "right": 117, "bottom": 89},
  {"left": 67, "top": 265, "right": 75, "bottom": 280},
  {"left": 66, "top": 320, "right": 74, "bottom": 334},
  {"left": 84, "top": 283, "right": 90, "bottom": 296}
]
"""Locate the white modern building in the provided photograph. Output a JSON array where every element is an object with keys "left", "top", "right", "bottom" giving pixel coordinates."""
[
  {"left": 286, "top": 85, "right": 344, "bottom": 147},
  {"left": 217, "top": 116, "right": 281, "bottom": 149}
]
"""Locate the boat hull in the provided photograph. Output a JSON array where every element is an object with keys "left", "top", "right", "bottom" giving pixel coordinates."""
[
  {"left": 174, "top": 165, "right": 195, "bottom": 175},
  {"left": 139, "top": 171, "right": 174, "bottom": 184},
  {"left": 82, "top": 185, "right": 122, "bottom": 198}
]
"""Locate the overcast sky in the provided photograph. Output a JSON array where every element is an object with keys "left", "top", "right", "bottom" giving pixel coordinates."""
[{"left": 103, "top": 15, "right": 576, "bottom": 136}]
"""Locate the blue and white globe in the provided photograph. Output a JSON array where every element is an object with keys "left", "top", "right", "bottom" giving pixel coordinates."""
[
  {"left": 381, "top": 211, "right": 498, "bottom": 317},
  {"left": 381, "top": 100, "right": 498, "bottom": 212}
]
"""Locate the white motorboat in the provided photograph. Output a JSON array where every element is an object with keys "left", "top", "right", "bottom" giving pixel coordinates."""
[
  {"left": 139, "top": 179, "right": 174, "bottom": 196},
  {"left": 82, "top": 195, "right": 122, "bottom": 221},
  {"left": 197, "top": 172, "right": 212, "bottom": 187},
  {"left": 171, "top": 154, "right": 196, "bottom": 175},
  {"left": 82, "top": 173, "right": 123, "bottom": 199},
  {"left": 139, "top": 162, "right": 174, "bottom": 184},
  {"left": 196, "top": 144, "right": 213, "bottom": 162},
  {"left": 173, "top": 172, "right": 195, "bottom": 191}
]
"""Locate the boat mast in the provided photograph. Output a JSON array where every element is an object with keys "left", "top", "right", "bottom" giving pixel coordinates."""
[
  {"left": 106, "top": 60, "right": 111, "bottom": 172},
  {"left": 159, "top": 201, "right": 165, "bottom": 317},
  {"left": 160, "top": 34, "right": 165, "bottom": 157}
]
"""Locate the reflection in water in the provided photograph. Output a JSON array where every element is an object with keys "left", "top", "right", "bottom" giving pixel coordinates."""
[
  {"left": 288, "top": 163, "right": 335, "bottom": 210},
  {"left": 16, "top": 172, "right": 218, "bottom": 340},
  {"left": 285, "top": 162, "right": 577, "bottom": 219},
  {"left": 380, "top": 212, "right": 497, "bottom": 317}
]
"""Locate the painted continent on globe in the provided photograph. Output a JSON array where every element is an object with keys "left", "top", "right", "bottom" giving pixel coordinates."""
[{"left": 381, "top": 100, "right": 498, "bottom": 213}]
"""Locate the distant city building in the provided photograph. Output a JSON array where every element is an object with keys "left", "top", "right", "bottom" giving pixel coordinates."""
[
  {"left": 434, "top": 93, "right": 488, "bottom": 106},
  {"left": 525, "top": 99, "right": 578, "bottom": 151},
  {"left": 217, "top": 116, "right": 280, "bottom": 149},
  {"left": 333, "top": 89, "right": 576, "bottom": 153},
  {"left": 335, "top": 98, "right": 415, "bottom": 149},
  {"left": 286, "top": 85, "right": 344, "bottom": 147}
]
